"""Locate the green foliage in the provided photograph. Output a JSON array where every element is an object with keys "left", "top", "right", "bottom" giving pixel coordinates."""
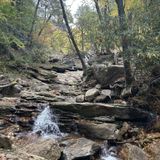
[
  {"left": 0, "top": 0, "right": 159, "bottom": 76},
  {"left": 125, "top": 0, "right": 160, "bottom": 69},
  {"left": 75, "top": 5, "right": 101, "bottom": 52},
  {"left": 0, "top": 1, "right": 34, "bottom": 53}
]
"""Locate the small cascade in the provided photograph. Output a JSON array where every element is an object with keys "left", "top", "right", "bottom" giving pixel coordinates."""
[
  {"left": 101, "top": 142, "right": 119, "bottom": 160},
  {"left": 32, "top": 105, "right": 62, "bottom": 138}
]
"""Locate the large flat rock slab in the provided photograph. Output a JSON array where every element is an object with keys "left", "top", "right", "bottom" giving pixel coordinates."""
[
  {"left": 60, "top": 137, "right": 100, "bottom": 160},
  {"left": 50, "top": 102, "right": 151, "bottom": 121},
  {"left": 77, "top": 120, "right": 118, "bottom": 140}
]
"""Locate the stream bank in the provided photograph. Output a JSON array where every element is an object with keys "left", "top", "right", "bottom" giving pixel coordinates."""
[{"left": 0, "top": 54, "right": 160, "bottom": 160}]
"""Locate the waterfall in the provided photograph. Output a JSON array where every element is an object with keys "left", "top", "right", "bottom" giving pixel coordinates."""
[
  {"left": 101, "top": 142, "right": 119, "bottom": 160},
  {"left": 33, "top": 105, "right": 62, "bottom": 138}
]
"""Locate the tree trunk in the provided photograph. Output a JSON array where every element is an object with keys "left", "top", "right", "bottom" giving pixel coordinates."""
[
  {"left": 59, "top": 0, "right": 87, "bottom": 71},
  {"left": 115, "top": 0, "right": 134, "bottom": 86},
  {"left": 93, "top": 0, "right": 103, "bottom": 23},
  {"left": 93, "top": 0, "right": 110, "bottom": 53},
  {"left": 38, "top": 14, "right": 52, "bottom": 37},
  {"left": 28, "top": 0, "right": 41, "bottom": 46},
  {"left": 81, "top": 28, "right": 84, "bottom": 52}
]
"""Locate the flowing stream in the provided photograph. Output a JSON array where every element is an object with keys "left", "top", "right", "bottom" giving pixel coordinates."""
[
  {"left": 101, "top": 142, "right": 119, "bottom": 160},
  {"left": 33, "top": 105, "right": 62, "bottom": 138},
  {"left": 32, "top": 105, "right": 119, "bottom": 159}
]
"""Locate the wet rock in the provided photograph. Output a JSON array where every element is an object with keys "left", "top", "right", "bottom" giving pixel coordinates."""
[
  {"left": 61, "top": 137, "right": 100, "bottom": 160},
  {"left": 92, "top": 64, "right": 124, "bottom": 88},
  {"left": 119, "top": 143, "right": 149, "bottom": 160},
  {"left": 23, "top": 138, "right": 61, "bottom": 160},
  {"left": 85, "top": 88, "right": 100, "bottom": 102},
  {"left": 76, "top": 95, "right": 85, "bottom": 103},
  {"left": 0, "top": 135, "right": 12, "bottom": 149},
  {"left": 77, "top": 120, "right": 118, "bottom": 140}
]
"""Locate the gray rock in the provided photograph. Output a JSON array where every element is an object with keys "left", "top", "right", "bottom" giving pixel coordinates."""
[
  {"left": 21, "top": 91, "right": 65, "bottom": 103},
  {"left": 50, "top": 102, "right": 151, "bottom": 121},
  {"left": 94, "top": 95, "right": 109, "bottom": 103},
  {"left": 0, "top": 150, "right": 46, "bottom": 160},
  {"left": 13, "top": 84, "right": 23, "bottom": 93},
  {"left": 95, "top": 89, "right": 112, "bottom": 102},
  {"left": 119, "top": 143, "right": 149, "bottom": 160},
  {"left": 101, "top": 89, "right": 112, "bottom": 98},
  {"left": 78, "top": 121, "right": 118, "bottom": 140},
  {"left": 61, "top": 137, "right": 100, "bottom": 160},
  {"left": 92, "top": 64, "right": 124, "bottom": 88},
  {"left": 76, "top": 95, "right": 85, "bottom": 103},
  {"left": 34, "top": 85, "right": 50, "bottom": 92},
  {"left": 23, "top": 138, "right": 61, "bottom": 160},
  {"left": 85, "top": 88, "right": 100, "bottom": 102},
  {"left": 95, "top": 84, "right": 101, "bottom": 89},
  {"left": 0, "top": 135, "right": 12, "bottom": 149}
]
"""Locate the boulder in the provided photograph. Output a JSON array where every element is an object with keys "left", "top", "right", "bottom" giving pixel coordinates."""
[
  {"left": 92, "top": 64, "right": 124, "bottom": 88},
  {"left": 101, "top": 89, "right": 112, "bottom": 98},
  {"left": 85, "top": 88, "right": 100, "bottom": 102},
  {"left": 95, "top": 89, "right": 112, "bottom": 103},
  {"left": 95, "top": 84, "right": 101, "bottom": 89},
  {"left": 119, "top": 143, "right": 149, "bottom": 160},
  {"left": 23, "top": 138, "right": 61, "bottom": 160},
  {"left": 94, "top": 95, "right": 109, "bottom": 103},
  {"left": 61, "top": 137, "right": 100, "bottom": 160},
  {"left": 76, "top": 95, "right": 85, "bottom": 103},
  {"left": 0, "top": 135, "right": 12, "bottom": 149},
  {"left": 77, "top": 120, "right": 118, "bottom": 140},
  {"left": 121, "top": 85, "right": 139, "bottom": 100}
]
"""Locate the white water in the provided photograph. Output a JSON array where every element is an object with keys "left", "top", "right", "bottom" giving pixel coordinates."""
[
  {"left": 101, "top": 142, "right": 118, "bottom": 160},
  {"left": 33, "top": 106, "right": 62, "bottom": 138}
]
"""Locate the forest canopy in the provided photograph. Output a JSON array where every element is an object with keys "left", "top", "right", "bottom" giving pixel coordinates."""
[{"left": 0, "top": 0, "right": 159, "bottom": 71}]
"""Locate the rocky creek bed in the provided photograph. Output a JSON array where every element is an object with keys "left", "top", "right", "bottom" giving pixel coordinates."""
[{"left": 0, "top": 56, "right": 160, "bottom": 160}]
